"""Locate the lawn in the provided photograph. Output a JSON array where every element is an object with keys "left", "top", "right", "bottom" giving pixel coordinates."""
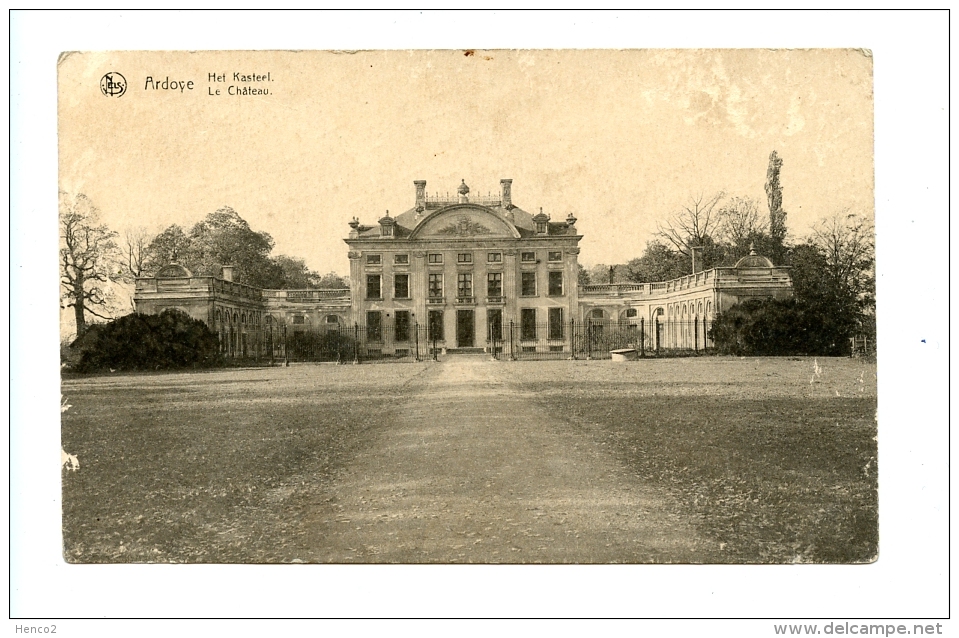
[
  {"left": 60, "top": 363, "right": 431, "bottom": 562},
  {"left": 503, "top": 356, "right": 878, "bottom": 563},
  {"left": 61, "top": 356, "right": 878, "bottom": 564}
]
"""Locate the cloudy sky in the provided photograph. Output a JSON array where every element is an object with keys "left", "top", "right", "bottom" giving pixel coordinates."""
[{"left": 59, "top": 48, "right": 873, "bottom": 274}]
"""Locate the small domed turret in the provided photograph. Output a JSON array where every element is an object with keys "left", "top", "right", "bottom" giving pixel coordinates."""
[{"left": 734, "top": 243, "right": 774, "bottom": 268}]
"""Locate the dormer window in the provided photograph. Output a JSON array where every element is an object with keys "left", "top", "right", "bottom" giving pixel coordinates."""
[
  {"left": 532, "top": 208, "right": 550, "bottom": 235},
  {"left": 378, "top": 210, "right": 395, "bottom": 237}
]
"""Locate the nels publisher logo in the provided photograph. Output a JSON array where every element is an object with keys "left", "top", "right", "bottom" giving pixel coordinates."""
[{"left": 100, "top": 72, "right": 127, "bottom": 97}]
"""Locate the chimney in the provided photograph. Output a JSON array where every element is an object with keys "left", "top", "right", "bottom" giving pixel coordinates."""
[
  {"left": 414, "top": 180, "right": 426, "bottom": 210},
  {"left": 500, "top": 178, "right": 513, "bottom": 209},
  {"left": 691, "top": 246, "right": 703, "bottom": 274},
  {"left": 222, "top": 265, "right": 234, "bottom": 282}
]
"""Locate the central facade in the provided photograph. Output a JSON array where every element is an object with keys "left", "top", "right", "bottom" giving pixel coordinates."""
[{"left": 345, "top": 179, "right": 581, "bottom": 353}]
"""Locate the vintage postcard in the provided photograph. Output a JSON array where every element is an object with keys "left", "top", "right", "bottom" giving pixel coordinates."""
[{"left": 58, "top": 49, "right": 877, "bottom": 566}]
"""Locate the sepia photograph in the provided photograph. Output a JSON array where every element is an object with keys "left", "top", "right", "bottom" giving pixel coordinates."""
[
  {"left": 10, "top": 8, "right": 949, "bottom": 625},
  {"left": 57, "top": 47, "right": 877, "bottom": 566}
]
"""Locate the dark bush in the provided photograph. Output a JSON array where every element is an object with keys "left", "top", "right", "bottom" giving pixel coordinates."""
[
  {"left": 710, "top": 298, "right": 852, "bottom": 357},
  {"left": 72, "top": 310, "right": 221, "bottom": 372}
]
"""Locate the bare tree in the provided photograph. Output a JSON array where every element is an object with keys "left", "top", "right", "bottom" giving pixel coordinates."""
[
  {"left": 808, "top": 211, "right": 876, "bottom": 307},
  {"left": 718, "top": 196, "right": 768, "bottom": 247},
  {"left": 656, "top": 191, "right": 726, "bottom": 258},
  {"left": 60, "top": 192, "right": 121, "bottom": 337},
  {"left": 122, "top": 227, "right": 154, "bottom": 280}
]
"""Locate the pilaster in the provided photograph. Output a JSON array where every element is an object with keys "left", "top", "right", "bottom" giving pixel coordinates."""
[
  {"left": 348, "top": 250, "right": 362, "bottom": 325},
  {"left": 412, "top": 250, "right": 428, "bottom": 333},
  {"left": 503, "top": 249, "right": 518, "bottom": 326}
]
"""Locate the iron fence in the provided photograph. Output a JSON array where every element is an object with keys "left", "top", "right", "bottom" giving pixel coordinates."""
[
  {"left": 216, "top": 317, "right": 717, "bottom": 364},
  {"left": 502, "top": 318, "right": 715, "bottom": 361}
]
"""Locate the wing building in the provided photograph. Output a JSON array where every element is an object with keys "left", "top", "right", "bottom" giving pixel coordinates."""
[{"left": 134, "top": 179, "right": 792, "bottom": 359}]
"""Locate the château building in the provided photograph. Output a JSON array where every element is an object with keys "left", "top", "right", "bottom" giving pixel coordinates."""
[
  {"left": 133, "top": 178, "right": 793, "bottom": 359},
  {"left": 344, "top": 178, "right": 581, "bottom": 353}
]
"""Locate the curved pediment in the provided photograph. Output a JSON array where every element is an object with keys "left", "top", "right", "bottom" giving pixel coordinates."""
[{"left": 409, "top": 204, "right": 520, "bottom": 240}]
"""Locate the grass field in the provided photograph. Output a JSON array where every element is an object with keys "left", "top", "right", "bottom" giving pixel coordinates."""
[
  {"left": 503, "top": 357, "right": 878, "bottom": 563},
  {"left": 61, "top": 356, "right": 877, "bottom": 563},
  {"left": 60, "top": 364, "right": 430, "bottom": 562}
]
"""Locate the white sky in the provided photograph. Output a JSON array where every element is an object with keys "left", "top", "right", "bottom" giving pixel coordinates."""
[{"left": 58, "top": 48, "right": 873, "bottom": 274}]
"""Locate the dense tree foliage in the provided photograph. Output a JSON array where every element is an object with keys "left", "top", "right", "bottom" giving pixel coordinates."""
[
  {"left": 623, "top": 240, "right": 688, "bottom": 283},
  {"left": 143, "top": 224, "right": 191, "bottom": 275},
  {"left": 709, "top": 297, "right": 848, "bottom": 356},
  {"left": 142, "top": 208, "right": 347, "bottom": 289},
  {"left": 710, "top": 213, "right": 875, "bottom": 356},
  {"left": 766, "top": 150, "right": 788, "bottom": 242},
  {"left": 314, "top": 271, "right": 350, "bottom": 289},
  {"left": 71, "top": 309, "right": 221, "bottom": 372},
  {"left": 186, "top": 207, "right": 284, "bottom": 288},
  {"left": 273, "top": 255, "right": 321, "bottom": 288}
]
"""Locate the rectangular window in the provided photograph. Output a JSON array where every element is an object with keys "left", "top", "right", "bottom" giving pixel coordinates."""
[
  {"left": 521, "top": 272, "right": 536, "bottom": 296},
  {"left": 395, "top": 310, "right": 410, "bottom": 342},
  {"left": 366, "top": 274, "right": 381, "bottom": 299},
  {"left": 457, "top": 272, "right": 473, "bottom": 298},
  {"left": 394, "top": 274, "right": 410, "bottom": 299},
  {"left": 548, "top": 250, "right": 563, "bottom": 262},
  {"left": 487, "top": 272, "right": 502, "bottom": 297},
  {"left": 428, "top": 310, "right": 444, "bottom": 341},
  {"left": 428, "top": 253, "right": 443, "bottom": 264},
  {"left": 487, "top": 309, "right": 503, "bottom": 341},
  {"left": 521, "top": 251, "right": 536, "bottom": 262},
  {"left": 366, "top": 254, "right": 381, "bottom": 265},
  {"left": 292, "top": 315, "right": 305, "bottom": 325},
  {"left": 548, "top": 271, "right": 564, "bottom": 296},
  {"left": 457, "top": 252, "right": 473, "bottom": 264},
  {"left": 394, "top": 254, "right": 409, "bottom": 265},
  {"left": 366, "top": 311, "right": 382, "bottom": 341},
  {"left": 548, "top": 307, "right": 564, "bottom": 340},
  {"left": 521, "top": 308, "right": 537, "bottom": 340},
  {"left": 428, "top": 273, "right": 444, "bottom": 298},
  {"left": 487, "top": 252, "right": 502, "bottom": 263}
]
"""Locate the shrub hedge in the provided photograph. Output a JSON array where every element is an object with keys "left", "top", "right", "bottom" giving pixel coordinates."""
[
  {"left": 72, "top": 310, "right": 221, "bottom": 373},
  {"left": 710, "top": 298, "right": 853, "bottom": 357}
]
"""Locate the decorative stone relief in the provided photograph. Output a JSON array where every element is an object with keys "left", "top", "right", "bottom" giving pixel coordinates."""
[{"left": 437, "top": 216, "right": 492, "bottom": 237}]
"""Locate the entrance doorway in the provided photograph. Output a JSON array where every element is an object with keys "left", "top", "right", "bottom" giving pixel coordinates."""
[{"left": 456, "top": 309, "right": 475, "bottom": 347}]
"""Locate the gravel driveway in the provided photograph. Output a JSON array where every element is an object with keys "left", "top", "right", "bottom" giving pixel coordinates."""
[{"left": 294, "top": 356, "right": 716, "bottom": 563}]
